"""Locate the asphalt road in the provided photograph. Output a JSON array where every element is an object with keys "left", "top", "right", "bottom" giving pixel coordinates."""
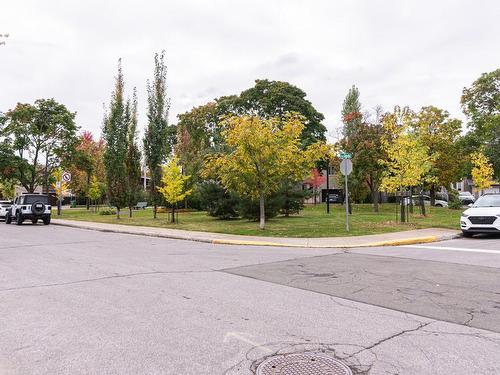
[{"left": 1, "top": 224, "right": 500, "bottom": 375}]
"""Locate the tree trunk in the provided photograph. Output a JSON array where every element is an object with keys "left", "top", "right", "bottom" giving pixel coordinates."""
[
  {"left": 86, "top": 172, "right": 91, "bottom": 210},
  {"left": 43, "top": 154, "right": 49, "bottom": 194},
  {"left": 57, "top": 199, "right": 61, "bottom": 216},
  {"left": 153, "top": 204, "right": 157, "bottom": 219},
  {"left": 430, "top": 184, "right": 436, "bottom": 206},
  {"left": 171, "top": 205, "right": 175, "bottom": 223},
  {"left": 259, "top": 192, "right": 265, "bottom": 230},
  {"left": 371, "top": 188, "right": 379, "bottom": 213},
  {"left": 117, "top": 207, "right": 120, "bottom": 219},
  {"left": 129, "top": 206, "right": 132, "bottom": 218},
  {"left": 409, "top": 186, "right": 414, "bottom": 214},
  {"left": 419, "top": 188, "right": 426, "bottom": 216},
  {"left": 400, "top": 187, "right": 406, "bottom": 223}
]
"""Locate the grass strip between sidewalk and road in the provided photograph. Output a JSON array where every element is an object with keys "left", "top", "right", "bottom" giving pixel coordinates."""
[{"left": 58, "top": 203, "right": 462, "bottom": 238}]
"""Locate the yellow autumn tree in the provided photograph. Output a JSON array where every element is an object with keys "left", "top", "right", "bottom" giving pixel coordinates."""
[
  {"left": 471, "top": 151, "right": 494, "bottom": 193},
  {"left": 380, "top": 107, "right": 434, "bottom": 221},
  {"left": 204, "top": 113, "right": 327, "bottom": 230},
  {"left": 51, "top": 168, "right": 69, "bottom": 216},
  {"left": 158, "top": 157, "right": 192, "bottom": 223}
]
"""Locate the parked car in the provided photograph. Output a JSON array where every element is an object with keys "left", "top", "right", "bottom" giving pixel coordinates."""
[
  {"left": 460, "top": 194, "right": 500, "bottom": 237},
  {"left": 326, "top": 194, "right": 343, "bottom": 203},
  {"left": 5, "top": 194, "right": 52, "bottom": 225},
  {"left": 458, "top": 191, "right": 475, "bottom": 205},
  {"left": 0, "top": 200, "right": 12, "bottom": 220},
  {"left": 407, "top": 195, "right": 448, "bottom": 207}
]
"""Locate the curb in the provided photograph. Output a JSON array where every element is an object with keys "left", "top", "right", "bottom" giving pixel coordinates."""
[{"left": 52, "top": 220, "right": 460, "bottom": 249}]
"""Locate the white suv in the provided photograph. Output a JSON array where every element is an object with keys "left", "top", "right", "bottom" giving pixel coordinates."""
[
  {"left": 460, "top": 194, "right": 500, "bottom": 237},
  {"left": 0, "top": 200, "right": 12, "bottom": 220},
  {"left": 5, "top": 194, "right": 52, "bottom": 225}
]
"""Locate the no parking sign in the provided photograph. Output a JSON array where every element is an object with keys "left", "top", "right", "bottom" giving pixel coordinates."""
[{"left": 62, "top": 171, "right": 72, "bottom": 183}]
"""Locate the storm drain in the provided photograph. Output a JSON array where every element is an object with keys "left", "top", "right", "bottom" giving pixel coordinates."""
[{"left": 256, "top": 353, "right": 353, "bottom": 375}]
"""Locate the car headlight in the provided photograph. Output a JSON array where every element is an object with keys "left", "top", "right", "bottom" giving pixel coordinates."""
[{"left": 461, "top": 213, "right": 469, "bottom": 218}]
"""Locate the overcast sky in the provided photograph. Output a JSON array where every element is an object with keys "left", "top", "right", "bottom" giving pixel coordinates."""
[{"left": 1, "top": 0, "right": 499, "bottom": 140}]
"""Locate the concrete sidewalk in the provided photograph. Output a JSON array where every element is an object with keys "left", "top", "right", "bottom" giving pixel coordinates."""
[{"left": 51, "top": 218, "right": 460, "bottom": 248}]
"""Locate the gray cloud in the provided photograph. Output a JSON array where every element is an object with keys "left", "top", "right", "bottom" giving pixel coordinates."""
[{"left": 1, "top": 0, "right": 499, "bottom": 140}]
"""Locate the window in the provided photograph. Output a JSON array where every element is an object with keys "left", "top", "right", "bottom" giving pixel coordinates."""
[{"left": 24, "top": 195, "right": 49, "bottom": 204}]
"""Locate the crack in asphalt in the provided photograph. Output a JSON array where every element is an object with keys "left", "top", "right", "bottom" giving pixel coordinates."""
[
  {"left": 347, "top": 321, "right": 432, "bottom": 359},
  {"left": 0, "top": 240, "right": 105, "bottom": 251},
  {"left": 0, "top": 269, "right": 213, "bottom": 292}
]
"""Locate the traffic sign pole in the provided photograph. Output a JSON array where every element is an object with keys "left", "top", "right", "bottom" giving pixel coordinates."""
[
  {"left": 345, "top": 172, "right": 349, "bottom": 231},
  {"left": 340, "top": 158, "right": 352, "bottom": 232},
  {"left": 326, "top": 160, "right": 330, "bottom": 214}
]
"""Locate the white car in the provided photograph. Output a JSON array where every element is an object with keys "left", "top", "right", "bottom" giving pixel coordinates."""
[
  {"left": 0, "top": 200, "right": 12, "bottom": 220},
  {"left": 5, "top": 194, "right": 52, "bottom": 225},
  {"left": 458, "top": 191, "right": 475, "bottom": 205},
  {"left": 409, "top": 195, "right": 448, "bottom": 207},
  {"left": 460, "top": 194, "right": 500, "bottom": 237}
]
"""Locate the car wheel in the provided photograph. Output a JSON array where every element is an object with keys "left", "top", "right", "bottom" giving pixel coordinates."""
[
  {"left": 16, "top": 212, "right": 23, "bottom": 225},
  {"left": 435, "top": 204, "right": 442, "bottom": 207},
  {"left": 5, "top": 213, "right": 12, "bottom": 224},
  {"left": 462, "top": 230, "right": 474, "bottom": 238},
  {"left": 43, "top": 217, "right": 51, "bottom": 225},
  {"left": 32, "top": 218, "right": 38, "bottom": 224}
]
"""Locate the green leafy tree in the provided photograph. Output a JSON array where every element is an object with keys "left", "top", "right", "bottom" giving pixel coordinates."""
[
  {"left": 341, "top": 85, "right": 363, "bottom": 138},
  {"left": 216, "top": 79, "right": 327, "bottom": 146},
  {"left": 67, "top": 131, "right": 106, "bottom": 209},
  {"left": 0, "top": 140, "right": 20, "bottom": 181},
  {"left": 0, "top": 99, "right": 78, "bottom": 193},
  {"left": 175, "top": 102, "right": 221, "bottom": 191},
  {"left": 125, "top": 89, "right": 142, "bottom": 217},
  {"left": 0, "top": 179, "right": 16, "bottom": 200},
  {"left": 103, "top": 59, "right": 128, "bottom": 219},
  {"left": 347, "top": 120, "right": 387, "bottom": 212},
  {"left": 204, "top": 113, "right": 327, "bottom": 230},
  {"left": 143, "top": 51, "right": 176, "bottom": 218},
  {"left": 88, "top": 176, "right": 105, "bottom": 212},
  {"left": 380, "top": 107, "right": 434, "bottom": 221},
  {"left": 158, "top": 157, "right": 192, "bottom": 223},
  {"left": 461, "top": 69, "right": 500, "bottom": 178},
  {"left": 413, "top": 106, "right": 462, "bottom": 205}
]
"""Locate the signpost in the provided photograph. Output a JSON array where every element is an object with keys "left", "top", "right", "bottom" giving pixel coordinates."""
[{"left": 340, "top": 158, "right": 353, "bottom": 231}]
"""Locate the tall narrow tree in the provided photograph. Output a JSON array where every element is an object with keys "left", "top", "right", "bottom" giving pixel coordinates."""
[
  {"left": 103, "top": 59, "right": 128, "bottom": 219},
  {"left": 125, "top": 88, "right": 142, "bottom": 217},
  {"left": 341, "top": 85, "right": 362, "bottom": 138},
  {"left": 143, "top": 51, "right": 176, "bottom": 218}
]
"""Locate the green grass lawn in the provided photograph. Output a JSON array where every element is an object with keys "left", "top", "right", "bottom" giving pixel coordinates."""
[{"left": 57, "top": 203, "right": 462, "bottom": 238}]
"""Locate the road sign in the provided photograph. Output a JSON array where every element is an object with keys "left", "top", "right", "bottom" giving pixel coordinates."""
[
  {"left": 340, "top": 159, "right": 353, "bottom": 176},
  {"left": 62, "top": 171, "right": 72, "bottom": 183},
  {"left": 339, "top": 159, "right": 353, "bottom": 232},
  {"left": 339, "top": 152, "right": 352, "bottom": 159}
]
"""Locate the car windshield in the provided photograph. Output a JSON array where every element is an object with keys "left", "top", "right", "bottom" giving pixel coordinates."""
[
  {"left": 474, "top": 195, "right": 500, "bottom": 207},
  {"left": 24, "top": 195, "right": 49, "bottom": 204}
]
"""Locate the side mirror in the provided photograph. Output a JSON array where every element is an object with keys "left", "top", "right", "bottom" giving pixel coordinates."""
[{"left": 468, "top": 203, "right": 473, "bottom": 208}]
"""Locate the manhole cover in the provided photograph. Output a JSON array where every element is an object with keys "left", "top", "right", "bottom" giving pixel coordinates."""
[{"left": 256, "top": 353, "right": 353, "bottom": 375}]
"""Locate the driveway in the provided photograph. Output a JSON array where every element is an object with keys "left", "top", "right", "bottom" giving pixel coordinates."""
[{"left": 0, "top": 225, "right": 499, "bottom": 374}]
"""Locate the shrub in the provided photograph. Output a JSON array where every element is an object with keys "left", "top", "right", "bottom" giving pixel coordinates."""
[
  {"left": 99, "top": 209, "right": 117, "bottom": 215},
  {"left": 448, "top": 189, "right": 462, "bottom": 209},
  {"left": 280, "top": 184, "right": 309, "bottom": 216},
  {"left": 238, "top": 194, "right": 282, "bottom": 221},
  {"left": 197, "top": 180, "right": 239, "bottom": 219}
]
